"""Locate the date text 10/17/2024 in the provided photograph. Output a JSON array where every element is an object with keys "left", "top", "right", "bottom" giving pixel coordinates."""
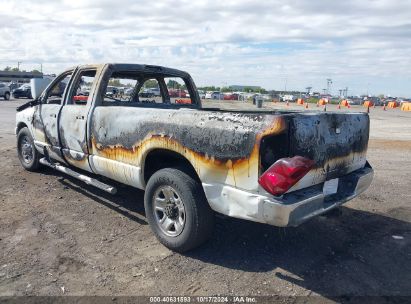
[{"left": 149, "top": 296, "right": 257, "bottom": 303}]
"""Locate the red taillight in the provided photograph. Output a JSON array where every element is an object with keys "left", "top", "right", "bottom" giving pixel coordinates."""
[{"left": 258, "top": 156, "right": 314, "bottom": 196}]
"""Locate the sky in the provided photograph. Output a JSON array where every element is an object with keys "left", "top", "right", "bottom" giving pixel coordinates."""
[{"left": 1, "top": 0, "right": 411, "bottom": 96}]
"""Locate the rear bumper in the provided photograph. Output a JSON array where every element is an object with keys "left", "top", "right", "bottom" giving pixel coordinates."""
[{"left": 203, "top": 162, "right": 374, "bottom": 227}]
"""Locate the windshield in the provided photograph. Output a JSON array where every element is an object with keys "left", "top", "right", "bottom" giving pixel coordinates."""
[{"left": 18, "top": 84, "right": 30, "bottom": 90}]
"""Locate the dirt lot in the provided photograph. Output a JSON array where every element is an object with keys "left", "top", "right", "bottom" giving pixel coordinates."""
[{"left": 0, "top": 99, "right": 410, "bottom": 301}]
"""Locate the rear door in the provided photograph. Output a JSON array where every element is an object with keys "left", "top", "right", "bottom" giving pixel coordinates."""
[{"left": 58, "top": 66, "right": 102, "bottom": 172}]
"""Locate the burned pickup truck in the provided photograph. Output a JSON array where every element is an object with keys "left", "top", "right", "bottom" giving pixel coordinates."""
[{"left": 16, "top": 64, "right": 373, "bottom": 252}]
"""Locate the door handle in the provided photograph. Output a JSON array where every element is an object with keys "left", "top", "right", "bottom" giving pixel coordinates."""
[
  {"left": 76, "top": 115, "right": 85, "bottom": 120},
  {"left": 50, "top": 114, "right": 56, "bottom": 118}
]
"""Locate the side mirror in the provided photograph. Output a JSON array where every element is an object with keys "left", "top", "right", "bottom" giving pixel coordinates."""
[{"left": 30, "top": 78, "right": 53, "bottom": 100}]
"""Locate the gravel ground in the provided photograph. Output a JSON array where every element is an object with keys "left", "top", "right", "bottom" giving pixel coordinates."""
[{"left": 0, "top": 99, "right": 410, "bottom": 301}]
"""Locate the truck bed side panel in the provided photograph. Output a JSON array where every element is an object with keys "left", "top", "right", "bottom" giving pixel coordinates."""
[{"left": 89, "top": 107, "right": 286, "bottom": 190}]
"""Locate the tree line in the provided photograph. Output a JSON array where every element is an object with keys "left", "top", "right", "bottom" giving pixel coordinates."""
[
  {"left": 1, "top": 66, "right": 42, "bottom": 73},
  {"left": 197, "top": 86, "right": 268, "bottom": 93}
]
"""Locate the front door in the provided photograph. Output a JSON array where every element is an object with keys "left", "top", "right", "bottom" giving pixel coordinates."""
[
  {"left": 33, "top": 71, "right": 74, "bottom": 162},
  {"left": 58, "top": 67, "right": 99, "bottom": 172}
]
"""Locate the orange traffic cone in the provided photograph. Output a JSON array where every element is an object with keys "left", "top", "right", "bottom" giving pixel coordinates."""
[{"left": 347, "top": 104, "right": 351, "bottom": 108}]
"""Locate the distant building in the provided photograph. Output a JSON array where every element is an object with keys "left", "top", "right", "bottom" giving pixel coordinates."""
[
  {"left": 229, "top": 85, "right": 261, "bottom": 92},
  {"left": 0, "top": 71, "right": 43, "bottom": 83}
]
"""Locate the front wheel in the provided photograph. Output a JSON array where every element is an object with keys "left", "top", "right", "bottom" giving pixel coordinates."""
[
  {"left": 144, "top": 168, "right": 214, "bottom": 252},
  {"left": 4, "top": 92, "right": 10, "bottom": 100},
  {"left": 17, "top": 127, "right": 40, "bottom": 171}
]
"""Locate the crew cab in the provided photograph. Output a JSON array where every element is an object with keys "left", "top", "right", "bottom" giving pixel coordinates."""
[{"left": 16, "top": 64, "right": 373, "bottom": 252}]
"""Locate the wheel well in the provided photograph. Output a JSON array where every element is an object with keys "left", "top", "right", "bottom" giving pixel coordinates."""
[
  {"left": 144, "top": 149, "right": 200, "bottom": 184},
  {"left": 16, "top": 122, "right": 28, "bottom": 134}
]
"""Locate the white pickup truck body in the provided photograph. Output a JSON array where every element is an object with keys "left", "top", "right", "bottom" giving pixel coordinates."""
[{"left": 15, "top": 63, "right": 373, "bottom": 252}]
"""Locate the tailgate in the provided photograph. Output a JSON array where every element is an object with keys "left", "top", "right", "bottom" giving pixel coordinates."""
[{"left": 287, "top": 112, "right": 369, "bottom": 192}]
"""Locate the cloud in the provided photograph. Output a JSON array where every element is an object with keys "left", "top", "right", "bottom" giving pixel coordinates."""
[{"left": 0, "top": 0, "right": 410, "bottom": 95}]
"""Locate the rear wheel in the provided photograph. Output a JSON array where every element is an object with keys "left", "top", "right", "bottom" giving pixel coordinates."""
[
  {"left": 17, "top": 127, "right": 40, "bottom": 171},
  {"left": 4, "top": 92, "right": 10, "bottom": 100},
  {"left": 144, "top": 168, "right": 214, "bottom": 252}
]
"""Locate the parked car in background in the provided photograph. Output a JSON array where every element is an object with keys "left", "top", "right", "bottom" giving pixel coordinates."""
[
  {"left": 364, "top": 96, "right": 383, "bottom": 106},
  {"left": 260, "top": 94, "right": 272, "bottom": 101},
  {"left": 12, "top": 84, "right": 32, "bottom": 99},
  {"left": 8, "top": 82, "right": 19, "bottom": 92},
  {"left": 139, "top": 88, "right": 155, "bottom": 98},
  {"left": 124, "top": 87, "right": 134, "bottom": 95},
  {"left": 372, "top": 97, "right": 383, "bottom": 106},
  {"left": 197, "top": 90, "right": 206, "bottom": 99},
  {"left": 169, "top": 89, "right": 189, "bottom": 98},
  {"left": 0, "top": 83, "right": 11, "bottom": 100},
  {"left": 223, "top": 93, "right": 239, "bottom": 100},
  {"left": 211, "top": 91, "right": 223, "bottom": 99},
  {"left": 204, "top": 91, "right": 222, "bottom": 99},
  {"left": 281, "top": 94, "right": 296, "bottom": 102},
  {"left": 150, "top": 88, "right": 161, "bottom": 97},
  {"left": 347, "top": 98, "right": 362, "bottom": 105},
  {"left": 105, "top": 86, "right": 119, "bottom": 97},
  {"left": 118, "top": 87, "right": 126, "bottom": 95}
]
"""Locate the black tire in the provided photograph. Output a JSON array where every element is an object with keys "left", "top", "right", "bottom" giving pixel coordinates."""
[
  {"left": 4, "top": 92, "right": 10, "bottom": 100},
  {"left": 144, "top": 168, "right": 214, "bottom": 252},
  {"left": 17, "top": 127, "right": 41, "bottom": 171}
]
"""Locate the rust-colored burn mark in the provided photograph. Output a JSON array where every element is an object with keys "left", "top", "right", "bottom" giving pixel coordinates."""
[{"left": 257, "top": 117, "right": 287, "bottom": 139}]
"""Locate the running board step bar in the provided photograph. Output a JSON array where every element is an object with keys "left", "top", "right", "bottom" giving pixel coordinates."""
[{"left": 39, "top": 158, "right": 117, "bottom": 194}]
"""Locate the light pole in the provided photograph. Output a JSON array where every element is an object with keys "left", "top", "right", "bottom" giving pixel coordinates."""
[{"left": 17, "top": 61, "right": 22, "bottom": 71}]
